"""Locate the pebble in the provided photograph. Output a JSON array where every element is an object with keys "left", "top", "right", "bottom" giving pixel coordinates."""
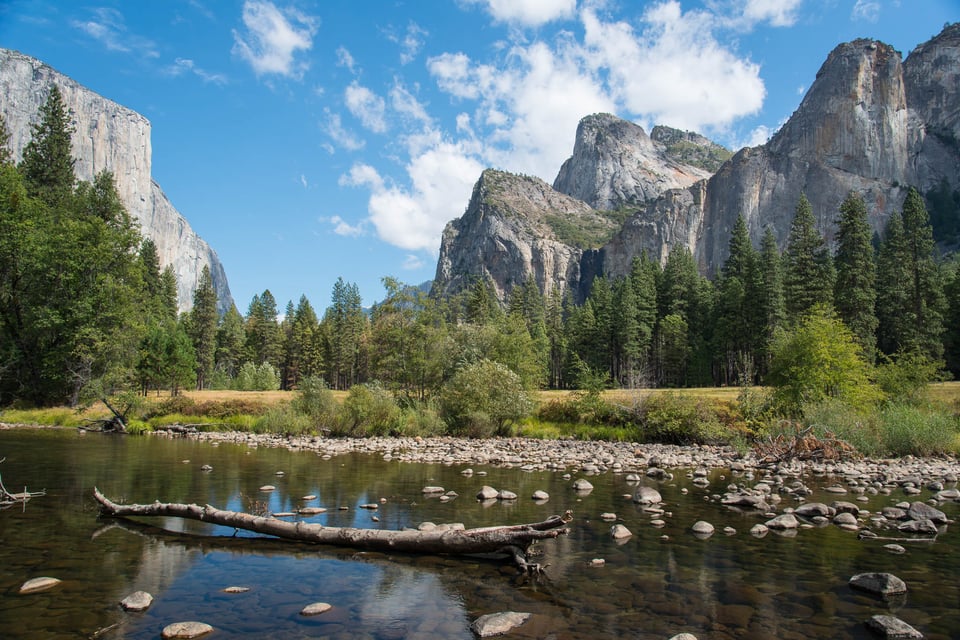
[
  {"left": 691, "top": 521, "right": 714, "bottom": 535},
  {"left": 300, "top": 602, "right": 332, "bottom": 616},
  {"left": 161, "top": 622, "right": 214, "bottom": 639},
  {"left": 610, "top": 524, "right": 632, "bottom": 539},
  {"left": 120, "top": 590, "right": 153, "bottom": 611},
  {"left": 18, "top": 577, "right": 61, "bottom": 594}
]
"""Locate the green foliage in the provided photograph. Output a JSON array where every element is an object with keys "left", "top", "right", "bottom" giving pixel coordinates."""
[
  {"left": 784, "top": 193, "right": 835, "bottom": 320},
  {"left": 253, "top": 402, "right": 314, "bottom": 435},
  {"left": 395, "top": 401, "right": 447, "bottom": 437},
  {"left": 833, "top": 192, "right": 877, "bottom": 356},
  {"left": 768, "top": 305, "right": 883, "bottom": 415},
  {"left": 804, "top": 398, "right": 959, "bottom": 457},
  {"left": 291, "top": 375, "right": 338, "bottom": 429},
  {"left": 874, "top": 350, "right": 945, "bottom": 403},
  {"left": 188, "top": 265, "right": 219, "bottom": 389},
  {"left": 335, "top": 382, "right": 401, "bottom": 436},
  {"left": 637, "top": 393, "right": 725, "bottom": 444},
  {"left": 439, "top": 359, "right": 534, "bottom": 437},
  {"left": 233, "top": 362, "right": 280, "bottom": 391},
  {"left": 544, "top": 210, "right": 623, "bottom": 248},
  {"left": 19, "top": 85, "right": 75, "bottom": 206}
]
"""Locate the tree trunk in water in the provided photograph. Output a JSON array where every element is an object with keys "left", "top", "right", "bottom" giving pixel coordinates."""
[{"left": 93, "top": 489, "right": 570, "bottom": 565}]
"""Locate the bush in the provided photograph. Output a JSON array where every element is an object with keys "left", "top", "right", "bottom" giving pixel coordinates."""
[
  {"left": 875, "top": 351, "right": 945, "bottom": 403},
  {"left": 804, "top": 399, "right": 959, "bottom": 457},
  {"left": 335, "top": 382, "right": 401, "bottom": 437},
  {"left": 253, "top": 403, "right": 313, "bottom": 435},
  {"left": 439, "top": 359, "right": 534, "bottom": 437},
  {"left": 638, "top": 393, "right": 725, "bottom": 445},
  {"left": 396, "top": 401, "right": 447, "bottom": 437},
  {"left": 292, "top": 376, "right": 338, "bottom": 431}
]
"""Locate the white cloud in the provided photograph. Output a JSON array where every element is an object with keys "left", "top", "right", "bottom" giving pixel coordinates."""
[
  {"left": 395, "top": 22, "right": 428, "bottom": 65},
  {"left": 341, "top": 143, "right": 484, "bottom": 251},
  {"left": 468, "top": 0, "right": 577, "bottom": 27},
  {"left": 345, "top": 82, "right": 388, "bottom": 133},
  {"left": 402, "top": 254, "right": 425, "bottom": 270},
  {"left": 851, "top": 0, "right": 881, "bottom": 23},
  {"left": 232, "top": 1, "right": 317, "bottom": 78},
  {"left": 580, "top": 4, "right": 765, "bottom": 132},
  {"left": 336, "top": 46, "right": 357, "bottom": 73},
  {"left": 328, "top": 215, "right": 366, "bottom": 237},
  {"left": 72, "top": 7, "right": 158, "bottom": 57},
  {"left": 741, "top": 0, "right": 801, "bottom": 27},
  {"left": 165, "top": 58, "right": 228, "bottom": 85},
  {"left": 390, "top": 82, "right": 431, "bottom": 125},
  {"left": 324, "top": 110, "right": 365, "bottom": 151},
  {"left": 742, "top": 124, "right": 771, "bottom": 147}
]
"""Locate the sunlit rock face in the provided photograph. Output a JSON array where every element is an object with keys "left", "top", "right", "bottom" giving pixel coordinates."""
[
  {"left": 436, "top": 25, "right": 960, "bottom": 301},
  {"left": 0, "top": 48, "right": 233, "bottom": 313}
]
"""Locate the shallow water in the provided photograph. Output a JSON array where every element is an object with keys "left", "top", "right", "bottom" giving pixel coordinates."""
[{"left": 0, "top": 428, "right": 957, "bottom": 639}]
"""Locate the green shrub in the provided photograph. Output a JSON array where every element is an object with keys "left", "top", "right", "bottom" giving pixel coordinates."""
[
  {"left": 396, "top": 402, "right": 447, "bottom": 437},
  {"left": 439, "top": 359, "right": 534, "bottom": 437},
  {"left": 292, "top": 376, "right": 338, "bottom": 430},
  {"left": 877, "top": 402, "right": 958, "bottom": 456},
  {"left": 252, "top": 403, "right": 314, "bottom": 435},
  {"left": 335, "top": 382, "right": 401, "bottom": 437},
  {"left": 875, "top": 351, "right": 945, "bottom": 403},
  {"left": 638, "top": 393, "right": 725, "bottom": 444},
  {"left": 537, "top": 398, "right": 582, "bottom": 424},
  {"left": 804, "top": 399, "right": 959, "bottom": 457}
]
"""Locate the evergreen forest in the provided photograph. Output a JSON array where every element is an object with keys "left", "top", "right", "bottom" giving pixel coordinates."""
[{"left": 3, "top": 87, "right": 960, "bottom": 451}]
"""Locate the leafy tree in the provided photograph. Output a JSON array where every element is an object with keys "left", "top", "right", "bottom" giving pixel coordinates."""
[
  {"left": 768, "top": 305, "right": 882, "bottom": 415},
  {"left": 188, "top": 265, "right": 218, "bottom": 389},
  {"left": 783, "top": 193, "right": 834, "bottom": 320},
  {"left": 833, "top": 192, "right": 877, "bottom": 357},
  {"left": 439, "top": 359, "right": 534, "bottom": 436},
  {"left": 944, "top": 261, "right": 960, "bottom": 377},
  {"left": 19, "top": 85, "right": 75, "bottom": 206}
]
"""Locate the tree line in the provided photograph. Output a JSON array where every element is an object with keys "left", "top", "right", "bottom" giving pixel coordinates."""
[{"left": 2, "top": 86, "right": 959, "bottom": 409}]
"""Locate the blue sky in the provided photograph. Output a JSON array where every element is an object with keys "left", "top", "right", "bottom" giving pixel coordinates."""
[{"left": 0, "top": 1, "right": 956, "bottom": 312}]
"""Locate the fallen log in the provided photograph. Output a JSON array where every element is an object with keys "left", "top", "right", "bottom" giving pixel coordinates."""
[{"left": 93, "top": 488, "right": 571, "bottom": 571}]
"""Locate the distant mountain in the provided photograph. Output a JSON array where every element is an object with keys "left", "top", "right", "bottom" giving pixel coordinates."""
[
  {"left": 0, "top": 48, "right": 233, "bottom": 314},
  {"left": 433, "top": 23, "right": 960, "bottom": 304}
]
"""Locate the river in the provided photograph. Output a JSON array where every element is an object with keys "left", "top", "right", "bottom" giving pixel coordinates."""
[{"left": 0, "top": 427, "right": 957, "bottom": 639}]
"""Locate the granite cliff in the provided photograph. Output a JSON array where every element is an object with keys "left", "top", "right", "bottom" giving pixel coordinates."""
[
  {"left": 434, "top": 24, "right": 960, "bottom": 302},
  {"left": 0, "top": 48, "right": 232, "bottom": 313}
]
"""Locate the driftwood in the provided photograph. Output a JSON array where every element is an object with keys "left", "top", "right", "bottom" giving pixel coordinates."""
[
  {"left": 0, "top": 458, "right": 46, "bottom": 508},
  {"left": 93, "top": 488, "right": 571, "bottom": 572},
  {"left": 82, "top": 398, "right": 128, "bottom": 433},
  {"left": 755, "top": 423, "right": 860, "bottom": 465}
]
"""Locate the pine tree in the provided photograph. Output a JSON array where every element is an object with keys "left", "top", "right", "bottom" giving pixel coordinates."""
[
  {"left": 783, "top": 193, "right": 834, "bottom": 320},
  {"left": 756, "top": 227, "right": 785, "bottom": 376},
  {"left": 0, "top": 114, "right": 12, "bottom": 165},
  {"left": 19, "top": 85, "right": 76, "bottom": 206},
  {"left": 188, "top": 266, "right": 218, "bottom": 389},
  {"left": 877, "top": 188, "right": 946, "bottom": 359},
  {"left": 215, "top": 304, "right": 246, "bottom": 379},
  {"left": 714, "top": 214, "right": 761, "bottom": 385},
  {"left": 833, "top": 192, "right": 878, "bottom": 357}
]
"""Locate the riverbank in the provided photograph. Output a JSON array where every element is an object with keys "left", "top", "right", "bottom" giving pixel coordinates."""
[{"left": 175, "top": 429, "right": 960, "bottom": 489}]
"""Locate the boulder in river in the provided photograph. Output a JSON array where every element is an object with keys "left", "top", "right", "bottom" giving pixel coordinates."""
[
  {"left": 849, "top": 572, "right": 907, "bottom": 596},
  {"left": 470, "top": 611, "right": 531, "bottom": 637}
]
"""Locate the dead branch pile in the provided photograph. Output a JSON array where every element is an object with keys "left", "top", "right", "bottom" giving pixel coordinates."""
[{"left": 755, "top": 423, "right": 860, "bottom": 464}]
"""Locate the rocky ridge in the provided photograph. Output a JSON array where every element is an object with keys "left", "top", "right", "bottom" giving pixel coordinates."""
[
  {"left": 0, "top": 48, "right": 232, "bottom": 313},
  {"left": 434, "top": 24, "right": 960, "bottom": 302}
]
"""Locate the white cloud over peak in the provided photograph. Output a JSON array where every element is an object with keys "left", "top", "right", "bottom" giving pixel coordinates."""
[
  {"left": 232, "top": 1, "right": 317, "bottom": 77},
  {"left": 741, "top": 0, "right": 801, "bottom": 28},
  {"left": 852, "top": 0, "right": 881, "bottom": 23},
  {"left": 468, "top": 0, "right": 577, "bottom": 27},
  {"left": 345, "top": 82, "right": 388, "bottom": 133},
  {"left": 581, "top": 5, "right": 765, "bottom": 132}
]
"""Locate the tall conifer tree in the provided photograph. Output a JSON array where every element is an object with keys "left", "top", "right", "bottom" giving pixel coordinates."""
[
  {"left": 784, "top": 193, "right": 834, "bottom": 320},
  {"left": 833, "top": 192, "right": 877, "bottom": 357},
  {"left": 20, "top": 85, "right": 76, "bottom": 206}
]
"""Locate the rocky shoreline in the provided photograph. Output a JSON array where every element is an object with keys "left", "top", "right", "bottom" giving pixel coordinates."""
[{"left": 171, "top": 430, "right": 960, "bottom": 489}]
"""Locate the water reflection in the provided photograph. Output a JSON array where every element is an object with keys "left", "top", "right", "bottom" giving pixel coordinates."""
[{"left": 0, "top": 428, "right": 958, "bottom": 639}]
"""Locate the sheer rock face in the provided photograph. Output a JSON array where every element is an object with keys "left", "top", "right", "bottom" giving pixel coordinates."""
[
  {"left": 437, "top": 26, "right": 960, "bottom": 302},
  {"left": 552, "top": 113, "right": 717, "bottom": 211},
  {"left": 0, "top": 48, "right": 232, "bottom": 313},
  {"left": 432, "top": 169, "right": 612, "bottom": 304},
  {"left": 606, "top": 26, "right": 960, "bottom": 279}
]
